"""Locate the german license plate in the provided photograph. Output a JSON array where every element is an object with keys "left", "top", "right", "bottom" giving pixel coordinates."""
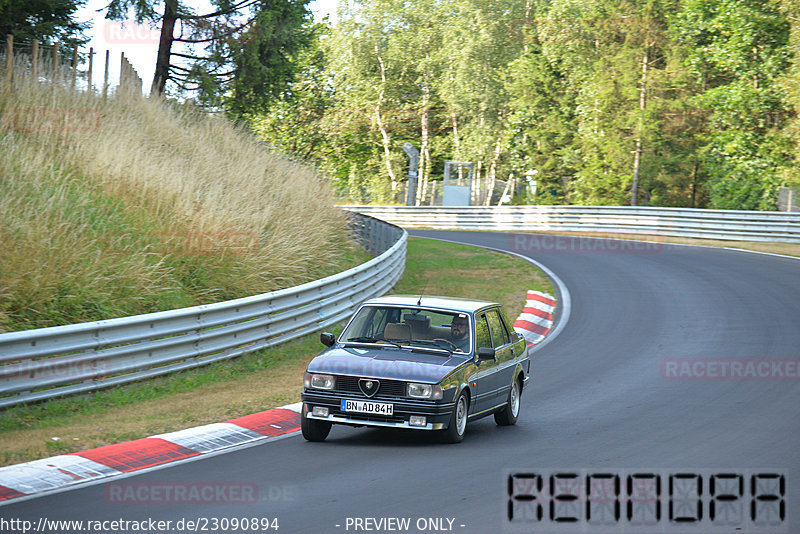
[{"left": 341, "top": 399, "right": 394, "bottom": 415}]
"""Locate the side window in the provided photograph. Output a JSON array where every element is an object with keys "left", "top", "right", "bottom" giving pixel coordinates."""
[
  {"left": 486, "top": 309, "right": 510, "bottom": 348},
  {"left": 498, "top": 308, "right": 515, "bottom": 336},
  {"left": 475, "top": 314, "right": 492, "bottom": 349}
]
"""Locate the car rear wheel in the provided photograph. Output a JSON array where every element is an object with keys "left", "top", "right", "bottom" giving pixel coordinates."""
[
  {"left": 494, "top": 376, "right": 521, "bottom": 426},
  {"left": 443, "top": 391, "right": 468, "bottom": 443},
  {"left": 301, "top": 409, "right": 332, "bottom": 442}
]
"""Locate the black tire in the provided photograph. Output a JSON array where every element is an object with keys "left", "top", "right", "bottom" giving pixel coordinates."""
[
  {"left": 301, "top": 409, "right": 332, "bottom": 442},
  {"left": 443, "top": 391, "right": 469, "bottom": 443},
  {"left": 494, "top": 376, "right": 521, "bottom": 426}
]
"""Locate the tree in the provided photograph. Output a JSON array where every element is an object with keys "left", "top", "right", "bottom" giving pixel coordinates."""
[
  {"left": 505, "top": 0, "right": 583, "bottom": 204},
  {"left": 506, "top": 38, "right": 578, "bottom": 204},
  {"left": 776, "top": 0, "right": 800, "bottom": 192},
  {"left": 247, "top": 0, "right": 793, "bottom": 210},
  {"left": 203, "top": 1, "right": 312, "bottom": 114},
  {"left": 325, "top": 0, "right": 418, "bottom": 196},
  {"left": 248, "top": 23, "right": 333, "bottom": 158},
  {"left": 671, "top": 0, "right": 793, "bottom": 209},
  {"left": 303, "top": 0, "right": 448, "bottom": 203},
  {"left": 0, "top": 0, "right": 88, "bottom": 47},
  {"left": 105, "top": 0, "right": 311, "bottom": 107},
  {"left": 529, "top": 0, "right": 680, "bottom": 205},
  {"left": 248, "top": 22, "right": 375, "bottom": 195},
  {"left": 435, "top": 0, "right": 528, "bottom": 205}
]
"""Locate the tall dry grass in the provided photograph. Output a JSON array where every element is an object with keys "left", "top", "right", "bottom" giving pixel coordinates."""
[{"left": 0, "top": 74, "right": 355, "bottom": 332}]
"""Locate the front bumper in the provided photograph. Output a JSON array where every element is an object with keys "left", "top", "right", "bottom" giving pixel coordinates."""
[{"left": 302, "top": 390, "right": 455, "bottom": 431}]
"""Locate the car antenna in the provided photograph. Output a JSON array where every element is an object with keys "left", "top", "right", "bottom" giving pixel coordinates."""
[{"left": 417, "top": 279, "right": 428, "bottom": 306}]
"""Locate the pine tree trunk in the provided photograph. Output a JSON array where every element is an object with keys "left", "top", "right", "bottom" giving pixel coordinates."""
[{"left": 151, "top": 0, "right": 177, "bottom": 96}]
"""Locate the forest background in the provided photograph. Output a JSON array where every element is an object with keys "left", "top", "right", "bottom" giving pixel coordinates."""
[
  {"left": 252, "top": 0, "right": 800, "bottom": 210},
  {"left": 7, "top": 0, "right": 800, "bottom": 210}
]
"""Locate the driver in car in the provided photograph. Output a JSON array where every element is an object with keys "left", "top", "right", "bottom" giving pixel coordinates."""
[{"left": 449, "top": 315, "right": 470, "bottom": 352}]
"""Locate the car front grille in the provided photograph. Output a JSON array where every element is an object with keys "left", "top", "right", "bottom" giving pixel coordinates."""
[
  {"left": 334, "top": 376, "right": 406, "bottom": 398},
  {"left": 333, "top": 411, "right": 407, "bottom": 424}
]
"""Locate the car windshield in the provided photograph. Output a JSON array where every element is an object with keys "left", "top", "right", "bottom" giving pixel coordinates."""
[{"left": 341, "top": 305, "right": 471, "bottom": 354}]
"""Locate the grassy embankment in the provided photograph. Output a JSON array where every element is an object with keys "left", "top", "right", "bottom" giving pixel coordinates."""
[
  {"left": 0, "top": 74, "right": 364, "bottom": 461},
  {"left": 0, "top": 237, "right": 552, "bottom": 465},
  {"left": 0, "top": 77, "right": 358, "bottom": 333}
]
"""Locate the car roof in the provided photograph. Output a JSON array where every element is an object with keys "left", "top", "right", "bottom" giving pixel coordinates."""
[{"left": 361, "top": 294, "right": 500, "bottom": 314}]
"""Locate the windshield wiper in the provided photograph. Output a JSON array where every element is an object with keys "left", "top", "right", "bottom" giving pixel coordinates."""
[{"left": 345, "top": 336, "right": 403, "bottom": 349}]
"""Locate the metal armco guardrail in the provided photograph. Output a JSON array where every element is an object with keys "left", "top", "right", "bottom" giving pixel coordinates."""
[
  {"left": 0, "top": 214, "right": 406, "bottom": 408},
  {"left": 343, "top": 205, "right": 800, "bottom": 243}
]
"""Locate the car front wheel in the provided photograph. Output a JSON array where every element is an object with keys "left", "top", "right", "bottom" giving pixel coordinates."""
[
  {"left": 301, "top": 409, "right": 332, "bottom": 442},
  {"left": 494, "top": 377, "right": 521, "bottom": 426},
  {"left": 443, "top": 391, "right": 469, "bottom": 443}
]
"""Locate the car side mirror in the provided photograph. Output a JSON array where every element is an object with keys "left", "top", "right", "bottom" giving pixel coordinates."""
[
  {"left": 477, "top": 347, "right": 495, "bottom": 361},
  {"left": 320, "top": 332, "right": 335, "bottom": 347}
]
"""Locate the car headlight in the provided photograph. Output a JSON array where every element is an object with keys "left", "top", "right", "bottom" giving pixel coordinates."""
[
  {"left": 407, "top": 382, "right": 443, "bottom": 400},
  {"left": 304, "top": 372, "right": 335, "bottom": 390}
]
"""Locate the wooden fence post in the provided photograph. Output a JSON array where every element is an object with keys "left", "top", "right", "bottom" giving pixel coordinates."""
[
  {"left": 31, "top": 39, "right": 39, "bottom": 82},
  {"left": 52, "top": 41, "right": 60, "bottom": 80},
  {"left": 87, "top": 46, "right": 93, "bottom": 91},
  {"left": 119, "top": 52, "right": 125, "bottom": 92},
  {"left": 5, "top": 34, "right": 13, "bottom": 84},
  {"left": 103, "top": 50, "right": 109, "bottom": 99},
  {"left": 70, "top": 46, "right": 78, "bottom": 88}
]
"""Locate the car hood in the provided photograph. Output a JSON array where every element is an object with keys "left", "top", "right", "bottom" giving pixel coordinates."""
[{"left": 306, "top": 345, "right": 468, "bottom": 383}]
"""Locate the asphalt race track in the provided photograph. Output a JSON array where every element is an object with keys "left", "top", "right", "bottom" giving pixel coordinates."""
[{"left": 3, "top": 230, "right": 799, "bottom": 534}]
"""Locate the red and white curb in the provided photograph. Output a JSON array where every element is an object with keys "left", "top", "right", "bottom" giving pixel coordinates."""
[
  {"left": 0, "top": 404, "right": 302, "bottom": 504},
  {"left": 513, "top": 290, "right": 556, "bottom": 348}
]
